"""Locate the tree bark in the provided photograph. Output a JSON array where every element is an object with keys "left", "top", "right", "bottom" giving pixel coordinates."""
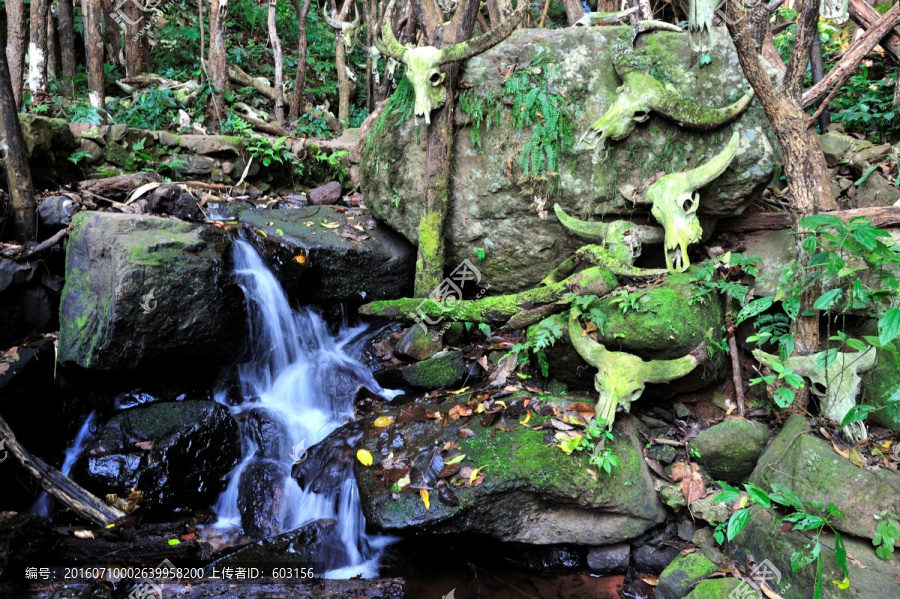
[
  {"left": 563, "top": 0, "right": 584, "bottom": 24},
  {"left": 332, "top": 0, "right": 352, "bottom": 123},
  {"left": 82, "top": 0, "right": 105, "bottom": 107},
  {"left": 58, "top": 0, "right": 77, "bottom": 97},
  {"left": 124, "top": 0, "right": 145, "bottom": 77},
  {"left": 47, "top": 5, "right": 61, "bottom": 80},
  {"left": 268, "top": 0, "right": 285, "bottom": 125},
  {"left": 101, "top": 0, "right": 123, "bottom": 67},
  {"left": 0, "top": 18, "right": 37, "bottom": 242},
  {"left": 6, "top": 0, "right": 26, "bottom": 109},
  {"left": 718, "top": 205, "right": 900, "bottom": 232},
  {"left": 289, "top": 0, "right": 313, "bottom": 121},
  {"left": 208, "top": 0, "right": 229, "bottom": 129},
  {"left": 848, "top": 0, "right": 900, "bottom": 64},
  {"left": 27, "top": 0, "right": 50, "bottom": 103}
]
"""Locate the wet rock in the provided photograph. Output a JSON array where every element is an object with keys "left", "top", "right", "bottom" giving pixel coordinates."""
[
  {"left": 655, "top": 552, "right": 718, "bottom": 599},
  {"left": 356, "top": 402, "right": 667, "bottom": 545},
  {"left": 246, "top": 408, "right": 291, "bottom": 461},
  {"left": 38, "top": 195, "right": 80, "bottom": 227},
  {"left": 819, "top": 131, "right": 891, "bottom": 169},
  {"left": 308, "top": 181, "right": 343, "bottom": 205},
  {"left": 632, "top": 543, "right": 681, "bottom": 574},
  {"left": 401, "top": 350, "right": 466, "bottom": 389},
  {"left": 58, "top": 212, "right": 247, "bottom": 373},
  {"left": 240, "top": 207, "right": 414, "bottom": 304},
  {"left": 76, "top": 401, "right": 241, "bottom": 516},
  {"left": 21, "top": 286, "right": 53, "bottom": 330},
  {"left": 749, "top": 414, "right": 900, "bottom": 540},
  {"left": 689, "top": 418, "right": 771, "bottom": 483},
  {"left": 209, "top": 518, "right": 348, "bottom": 571},
  {"left": 647, "top": 444, "right": 677, "bottom": 464},
  {"left": 144, "top": 183, "right": 202, "bottom": 221},
  {"left": 238, "top": 459, "right": 290, "bottom": 539},
  {"left": 292, "top": 422, "right": 364, "bottom": 493},
  {"left": 726, "top": 507, "right": 900, "bottom": 599},
  {"left": 862, "top": 348, "right": 900, "bottom": 434},
  {"left": 854, "top": 171, "right": 900, "bottom": 208},
  {"left": 0, "top": 513, "right": 57, "bottom": 580},
  {"left": 586, "top": 543, "right": 630, "bottom": 574},
  {"left": 19, "top": 114, "right": 77, "bottom": 156},
  {"left": 362, "top": 27, "right": 778, "bottom": 293},
  {"left": 395, "top": 325, "right": 442, "bottom": 362},
  {"left": 164, "top": 155, "right": 215, "bottom": 176}
]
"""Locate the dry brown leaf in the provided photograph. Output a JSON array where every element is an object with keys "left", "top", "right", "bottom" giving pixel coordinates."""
[
  {"left": 670, "top": 461, "right": 694, "bottom": 482},
  {"left": 134, "top": 440, "right": 154, "bottom": 451},
  {"left": 833, "top": 442, "right": 850, "bottom": 460},
  {"left": 681, "top": 474, "right": 705, "bottom": 505},
  {"left": 457, "top": 428, "right": 475, "bottom": 438}
]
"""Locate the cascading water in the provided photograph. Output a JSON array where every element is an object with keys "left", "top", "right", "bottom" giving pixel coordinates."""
[
  {"left": 212, "top": 239, "right": 397, "bottom": 578},
  {"left": 31, "top": 412, "right": 98, "bottom": 517}
]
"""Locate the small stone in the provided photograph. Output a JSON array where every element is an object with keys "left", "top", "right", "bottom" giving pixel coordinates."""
[
  {"left": 689, "top": 418, "right": 771, "bottom": 483},
  {"left": 655, "top": 552, "right": 718, "bottom": 599},
  {"left": 308, "top": 181, "right": 342, "bottom": 205},
  {"left": 38, "top": 195, "right": 79, "bottom": 226},
  {"left": 648, "top": 444, "right": 678, "bottom": 464},
  {"left": 222, "top": 161, "right": 234, "bottom": 175},
  {"left": 660, "top": 484, "right": 686, "bottom": 510},
  {"left": 395, "top": 325, "right": 443, "bottom": 362},
  {"left": 586, "top": 543, "right": 631, "bottom": 575},
  {"left": 677, "top": 520, "right": 699, "bottom": 542},
  {"left": 673, "top": 402, "right": 691, "bottom": 419},
  {"left": 633, "top": 543, "right": 681, "bottom": 574},
  {"left": 689, "top": 494, "right": 730, "bottom": 525}
]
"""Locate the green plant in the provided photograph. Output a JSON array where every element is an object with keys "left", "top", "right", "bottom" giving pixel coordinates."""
[
  {"left": 714, "top": 482, "right": 849, "bottom": 598},
  {"left": 873, "top": 507, "right": 899, "bottom": 560},
  {"left": 246, "top": 134, "right": 297, "bottom": 168},
  {"left": 576, "top": 419, "right": 620, "bottom": 474},
  {"left": 220, "top": 114, "right": 254, "bottom": 135},
  {"left": 609, "top": 289, "right": 655, "bottom": 315},
  {"left": 508, "top": 317, "right": 564, "bottom": 377},
  {"left": 67, "top": 151, "right": 92, "bottom": 165},
  {"left": 67, "top": 102, "right": 103, "bottom": 125},
  {"left": 567, "top": 293, "right": 607, "bottom": 332},
  {"left": 313, "top": 148, "right": 350, "bottom": 183},
  {"left": 294, "top": 112, "right": 334, "bottom": 138}
]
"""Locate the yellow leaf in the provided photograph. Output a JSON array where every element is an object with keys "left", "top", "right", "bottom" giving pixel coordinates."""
[
  {"left": 451, "top": 387, "right": 470, "bottom": 395},
  {"left": 294, "top": 254, "right": 306, "bottom": 264},
  {"left": 420, "top": 489, "right": 430, "bottom": 509},
  {"left": 848, "top": 447, "right": 866, "bottom": 469},
  {"left": 520, "top": 413, "right": 532, "bottom": 425},
  {"left": 304, "top": 221, "right": 314, "bottom": 227},
  {"left": 738, "top": 495, "right": 750, "bottom": 509},
  {"left": 831, "top": 576, "right": 850, "bottom": 590},
  {"left": 469, "top": 467, "right": 484, "bottom": 484},
  {"left": 356, "top": 449, "right": 373, "bottom": 466},
  {"left": 495, "top": 400, "right": 507, "bottom": 409},
  {"left": 396, "top": 475, "right": 410, "bottom": 488},
  {"left": 374, "top": 416, "right": 395, "bottom": 427},
  {"left": 321, "top": 220, "right": 340, "bottom": 229},
  {"left": 475, "top": 403, "right": 486, "bottom": 414},
  {"left": 880, "top": 440, "right": 892, "bottom": 451}
]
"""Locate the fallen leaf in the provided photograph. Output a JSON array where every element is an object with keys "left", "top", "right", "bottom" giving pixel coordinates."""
[
  {"left": 420, "top": 488, "right": 430, "bottom": 510},
  {"left": 356, "top": 449, "right": 374, "bottom": 466},
  {"left": 833, "top": 442, "right": 851, "bottom": 460},
  {"left": 457, "top": 428, "right": 475, "bottom": 438},
  {"left": 134, "top": 440, "right": 154, "bottom": 451},
  {"left": 73, "top": 530, "right": 94, "bottom": 539},
  {"left": 681, "top": 473, "right": 705, "bottom": 505},
  {"left": 451, "top": 387, "right": 470, "bottom": 395},
  {"left": 457, "top": 406, "right": 473, "bottom": 417},
  {"left": 670, "top": 462, "right": 694, "bottom": 482},
  {"left": 848, "top": 447, "right": 866, "bottom": 468},
  {"left": 294, "top": 254, "right": 306, "bottom": 264},
  {"left": 374, "top": 416, "right": 395, "bottom": 427},
  {"left": 444, "top": 454, "right": 466, "bottom": 465},
  {"left": 180, "top": 532, "right": 196, "bottom": 542},
  {"left": 520, "top": 412, "right": 532, "bottom": 425},
  {"left": 321, "top": 220, "right": 340, "bottom": 228},
  {"left": 0, "top": 364, "right": 8, "bottom": 375},
  {"left": 168, "top": 539, "right": 180, "bottom": 546}
]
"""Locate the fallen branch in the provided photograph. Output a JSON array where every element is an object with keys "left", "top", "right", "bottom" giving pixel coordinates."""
[
  {"left": 802, "top": 3, "right": 900, "bottom": 108},
  {"left": 359, "top": 266, "right": 616, "bottom": 325},
  {"left": 725, "top": 292, "right": 745, "bottom": 417},
  {"left": 848, "top": 0, "right": 900, "bottom": 64},
  {"left": 0, "top": 415, "right": 125, "bottom": 526},
  {"left": 717, "top": 205, "right": 900, "bottom": 233},
  {"left": 238, "top": 111, "right": 293, "bottom": 137},
  {"left": 9, "top": 226, "right": 70, "bottom": 262}
]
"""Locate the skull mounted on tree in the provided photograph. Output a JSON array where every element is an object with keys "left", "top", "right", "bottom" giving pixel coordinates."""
[{"left": 376, "top": 0, "right": 526, "bottom": 296}]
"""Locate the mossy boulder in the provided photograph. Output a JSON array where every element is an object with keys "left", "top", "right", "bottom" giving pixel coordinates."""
[
  {"left": 400, "top": 349, "right": 466, "bottom": 389},
  {"left": 726, "top": 507, "right": 900, "bottom": 599},
  {"left": 655, "top": 552, "right": 719, "bottom": 599},
  {"left": 75, "top": 401, "right": 241, "bottom": 516},
  {"left": 58, "top": 212, "right": 247, "bottom": 372},
  {"left": 536, "top": 272, "right": 726, "bottom": 392},
  {"left": 18, "top": 113, "right": 77, "bottom": 156},
  {"left": 862, "top": 349, "right": 900, "bottom": 434},
  {"left": 749, "top": 414, "right": 900, "bottom": 540},
  {"left": 395, "top": 325, "right": 444, "bottom": 361},
  {"left": 361, "top": 27, "right": 778, "bottom": 293},
  {"left": 239, "top": 207, "right": 414, "bottom": 304},
  {"left": 683, "top": 578, "right": 743, "bottom": 599},
  {"left": 355, "top": 398, "right": 667, "bottom": 545},
  {"left": 689, "top": 418, "right": 771, "bottom": 483}
]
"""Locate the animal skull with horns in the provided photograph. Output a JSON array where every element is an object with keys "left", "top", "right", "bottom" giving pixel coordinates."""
[
  {"left": 323, "top": 2, "right": 361, "bottom": 51},
  {"left": 375, "top": 0, "right": 526, "bottom": 124}
]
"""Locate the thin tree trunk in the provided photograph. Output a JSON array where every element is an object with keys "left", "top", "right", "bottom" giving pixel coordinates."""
[
  {"left": 28, "top": 0, "right": 50, "bottom": 103},
  {"left": 83, "top": 0, "right": 105, "bottom": 107},
  {"left": 0, "top": 17, "right": 37, "bottom": 242},
  {"left": 332, "top": 0, "right": 352, "bottom": 123},
  {"left": 6, "top": 0, "right": 26, "bottom": 110},
  {"left": 289, "top": 0, "right": 312, "bottom": 121},
  {"left": 58, "top": 0, "right": 77, "bottom": 97},
  {"left": 101, "top": 0, "right": 122, "bottom": 67},
  {"left": 208, "top": 0, "right": 228, "bottom": 129},
  {"left": 563, "top": 0, "right": 583, "bottom": 24},
  {"left": 124, "top": 1, "right": 145, "bottom": 77},
  {"left": 268, "top": 0, "right": 284, "bottom": 125},
  {"left": 810, "top": 33, "right": 830, "bottom": 131},
  {"left": 47, "top": 5, "right": 61, "bottom": 80}
]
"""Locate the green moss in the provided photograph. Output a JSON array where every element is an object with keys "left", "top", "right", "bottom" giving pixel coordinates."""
[
  {"left": 365, "top": 76, "right": 415, "bottom": 169},
  {"left": 414, "top": 210, "right": 444, "bottom": 295},
  {"left": 683, "top": 578, "right": 743, "bottom": 599},
  {"left": 862, "top": 349, "right": 900, "bottom": 433},
  {"left": 402, "top": 351, "right": 465, "bottom": 389},
  {"left": 658, "top": 552, "right": 719, "bottom": 599}
]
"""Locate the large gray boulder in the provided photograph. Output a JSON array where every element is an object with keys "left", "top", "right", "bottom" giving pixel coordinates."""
[
  {"left": 361, "top": 27, "right": 777, "bottom": 292},
  {"left": 352, "top": 396, "right": 667, "bottom": 545},
  {"left": 58, "top": 212, "right": 247, "bottom": 371}
]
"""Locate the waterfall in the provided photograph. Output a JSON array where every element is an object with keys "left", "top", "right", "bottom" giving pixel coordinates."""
[
  {"left": 31, "top": 411, "right": 97, "bottom": 517},
  {"left": 212, "top": 239, "right": 396, "bottom": 578}
]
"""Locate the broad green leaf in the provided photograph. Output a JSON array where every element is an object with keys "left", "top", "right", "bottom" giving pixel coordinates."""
[
  {"left": 879, "top": 309, "right": 900, "bottom": 346},
  {"left": 774, "top": 387, "right": 795, "bottom": 408},
  {"left": 845, "top": 338, "right": 867, "bottom": 352},
  {"left": 840, "top": 404, "right": 876, "bottom": 427},
  {"left": 743, "top": 483, "right": 772, "bottom": 508},
  {"left": 813, "top": 289, "right": 842, "bottom": 311},
  {"left": 815, "top": 348, "right": 839, "bottom": 370},
  {"left": 736, "top": 297, "right": 774, "bottom": 324},
  {"left": 770, "top": 483, "right": 803, "bottom": 510},
  {"left": 726, "top": 508, "right": 750, "bottom": 541}
]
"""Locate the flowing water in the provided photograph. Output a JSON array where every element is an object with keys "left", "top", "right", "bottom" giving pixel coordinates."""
[
  {"left": 211, "top": 239, "right": 398, "bottom": 578},
  {"left": 31, "top": 411, "right": 98, "bottom": 518}
]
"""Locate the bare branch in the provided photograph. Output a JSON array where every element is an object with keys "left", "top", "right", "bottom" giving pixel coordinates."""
[{"left": 784, "top": 0, "right": 820, "bottom": 100}]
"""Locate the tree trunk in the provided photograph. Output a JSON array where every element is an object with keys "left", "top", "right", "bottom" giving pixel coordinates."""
[
  {"left": 101, "top": 0, "right": 122, "bottom": 67},
  {"left": 208, "top": 0, "right": 228, "bottom": 129},
  {"left": 268, "top": 0, "right": 284, "bottom": 125},
  {"left": 27, "top": 0, "right": 50, "bottom": 103},
  {"left": 5, "top": 0, "right": 26, "bottom": 110},
  {"left": 563, "top": 0, "right": 584, "bottom": 24},
  {"left": 289, "top": 0, "right": 312, "bottom": 121},
  {"left": 58, "top": 0, "right": 77, "bottom": 97},
  {"left": 332, "top": 0, "right": 352, "bottom": 123},
  {"left": 124, "top": 0, "right": 145, "bottom": 77},
  {"left": 83, "top": 0, "right": 105, "bottom": 107},
  {"left": 0, "top": 19, "right": 37, "bottom": 242},
  {"left": 47, "top": 5, "right": 61, "bottom": 80}
]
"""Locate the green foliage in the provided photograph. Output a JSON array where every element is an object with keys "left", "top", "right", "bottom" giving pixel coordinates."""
[
  {"left": 246, "top": 134, "right": 294, "bottom": 167},
  {"left": 567, "top": 293, "right": 607, "bottom": 332},
  {"left": 220, "top": 114, "right": 254, "bottom": 135},
  {"left": 575, "top": 419, "right": 620, "bottom": 474},
  {"left": 312, "top": 148, "right": 349, "bottom": 184},
  {"left": 873, "top": 508, "right": 899, "bottom": 560},
  {"left": 365, "top": 76, "right": 415, "bottom": 168},
  {"left": 509, "top": 317, "right": 565, "bottom": 378},
  {"left": 67, "top": 102, "right": 103, "bottom": 125},
  {"left": 115, "top": 87, "right": 179, "bottom": 130},
  {"left": 829, "top": 66, "right": 900, "bottom": 144},
  {"left": 714, "top": 482, "right": 849, "bottom": 598},
  {"left": 67, "top": 151, "right": 92, "bottom": 165},
  {"left": 609, "top": 289, "right": 655, "bottom": 315},
  {"left": 689, "top": 252, "right": 762, "bottom": 306},
  {"left": 293, "top": 112, "right": 335, "bottom": 138}
]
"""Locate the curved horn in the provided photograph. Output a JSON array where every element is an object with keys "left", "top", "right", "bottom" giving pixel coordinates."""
[
  {"left": 554, "top": 204, "right": 610, "bottom": 241},
  {"left": 684, "top": 131, "right": 740, "bottom": 190},
  {"left": 654, "top": 88, "right": 754, "bottom": 129},
  {"left": 350, "top": 2, "right": 360, "bottom": 27},
  {"left": 323, "top": 5, "right": 342, "bottom": 29},
  {"left": 378, "top": 0, "right": 408, "bottom": 61},
  {"left": 439, "top": 0, "right": 528, "bottom": 64}
]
